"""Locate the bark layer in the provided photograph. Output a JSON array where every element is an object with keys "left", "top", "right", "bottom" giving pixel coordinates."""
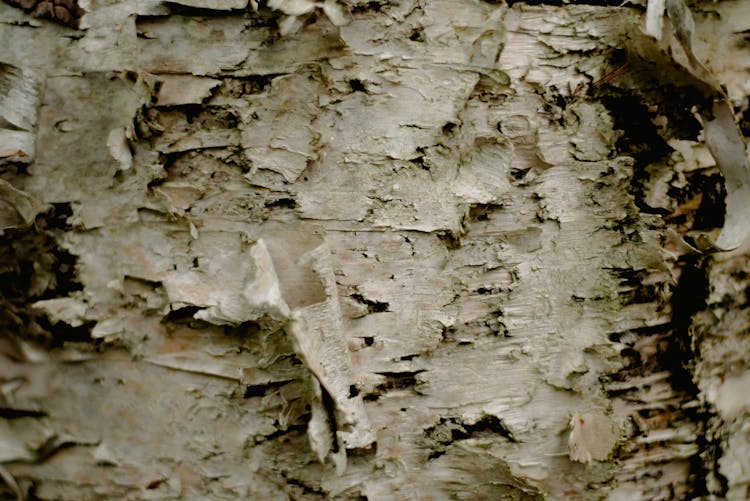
[{"left": 1, "top": 0, "right": 749, "bottom": 499}]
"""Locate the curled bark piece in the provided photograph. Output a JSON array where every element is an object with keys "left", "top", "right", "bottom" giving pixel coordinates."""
[
  {"left": 646, "top": 0, "right": 750, "bottom": 250},
  {"left": 261, "top": 223, "right": 375, "bottom": 463},
  {"left": 158, "top": 224, "right": 374, "bottom": 467},
  {"left": 700, "top": 101, "right": 750, "bottom": 251},
  {"left": 287, "top": 241, "right": 376, "bottom": 456}
]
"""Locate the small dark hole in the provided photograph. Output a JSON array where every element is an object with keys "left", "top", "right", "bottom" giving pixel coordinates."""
[
  {"left": 349, "top": 79, "right": 367, "bottom": 92},
  {"left": 408, "top": 27, "right": 425, "bottom": 42},
  {"left": 146, "top": 479, "right": 165, "bottom": 490}
]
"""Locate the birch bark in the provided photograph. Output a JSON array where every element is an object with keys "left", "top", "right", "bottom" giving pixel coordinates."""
[{"left": 1, "top": 0, "right": 749, "bottom": 499}]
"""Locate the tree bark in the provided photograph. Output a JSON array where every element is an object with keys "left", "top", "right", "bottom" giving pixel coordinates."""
[{"left": 1, "top": 0, "right": 749, "bottom": 499}]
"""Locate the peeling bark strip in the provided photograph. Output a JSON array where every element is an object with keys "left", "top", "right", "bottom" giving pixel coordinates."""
[{"left": 1, "top": 0, "right": 750, "bottom": 499}]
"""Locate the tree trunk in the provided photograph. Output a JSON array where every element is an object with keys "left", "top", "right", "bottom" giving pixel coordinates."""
[{"left": 1, "top": 0, "right": 749, "bottom": 499}]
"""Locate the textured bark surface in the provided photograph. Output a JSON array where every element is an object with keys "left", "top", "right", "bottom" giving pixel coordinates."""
[{"left": 1, "top": 0, "right": 749, "bottom": 499}]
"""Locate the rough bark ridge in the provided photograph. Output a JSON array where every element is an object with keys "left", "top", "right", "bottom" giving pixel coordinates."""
[{"left": 1, "top": 0, "right": 749, "bottom": 499}]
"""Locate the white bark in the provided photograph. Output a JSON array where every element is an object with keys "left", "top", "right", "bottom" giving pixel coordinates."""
[{"left": 1, "top": 0, "right": 749, "bottom": 499}]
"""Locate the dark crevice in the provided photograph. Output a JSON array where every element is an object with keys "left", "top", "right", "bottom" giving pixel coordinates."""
[
  {"left": 0, "top": 204, "right": 85, "bottom": 346},
  {"left": 0, "top": 204, "right": 80, "bottom": 300},
  {"left": 161, "top": 305, "right": 202, "bottom": 323},
  {"left": 612, "top": 267, "right": 663, "bottom": 305},
  {"left": 408, "top": 155, "right": 428, "bottom": 171},
  {"left": 283, "top": 475, "right": 326, "bottom": 499},
  {"left": 300, "top": 10, "right": 324, "bottom": 28},
  {"left": 348, "top": 78, "right": 367, "bottom": 93},
  {"left": 693, "top": 407, "right": 730, "bottom": 498},
  {"left": 373, "top": 370, "right": 424, "bottom": 391},
  {"left": 318, "top": 386, "right": 340, "bottom": 452},
  {"left": 423, "top": 414, "right": 517, "bottom": 459},
  {"left": 171, "top": 104, "right": 238, "bottom": 128},
  {"left": 408, "top": 26, "right": 425, "bottom": 42},
  {"left": 351, "top": 0, "right": 389, "bottom": 13},
  {"left": 604, "top": 123, "right": 721, "bottom": 495},
  {"left": 436, "top": 231, "right": 461, "bottom": 250},
  {"left": 670, "top": 256, "right": 713, "bottom": 497},
  {"left": 599, "top": 91, "right": 674, "bottom": 211},
  {"left": 145, "top": 478, "right": 167, "bottom": 490},
  {"left": 509, "top": 166, "right": 531, "bottom": 182},
  {"left": 265, "top": 197, "right": 298, "bottom": 209},
  {"left": 350, "top": 293, "right": 389, "bottom": 313},
  {"left": 162, "top": 2, "right": 245, "bottom": 16},
  {"left": 708, "top": 419, "right": 731, "bottom": 496},
  {"left": 609, "top": 322, "right": 670, "bottom": 339},
  {"left": 150, "top": 152, "right": 185, "bottom": 186},
  {"left": 596, "top": 86, "right": 705, "bottom": 222},
  {"left": 123, "top": 275, "right": 163, "bottom": 291},
  {"left": 468, "top": 203, "right": 503, "bottom": 223},
  {"left": 598, "top": 66, "right": 726, "bottom": 496},
  {"left": 176, "top": 103, "right": 207, "bottom": 124},
  {"left": 462, "top": 414, "right": 517, "bottom": 442},
  {"left": 669, "top": 256, "right": 707, "bottom": 392},
  {"left": 134, "top": 106, "right": 164, "bottom": 139},
  {"left": 254, "top": 423, "right": 307, "bottom": 444},
  {"left": 347, "top": 443, "right": 377, "bottom": 460},
  {"left": 0, "top": 407, "right": 47, "bottom": 419},
  {"left": 441, "top": 121, "right": 456, "bottom": 135},
  {"left": 449, "top": 307, "right": 509, "bottom": 340},
  {"left": 217, "top": 74, "right": 280, "bottom": 98},
  {"left": 36, "top": 436, "right": 78, "bottom": 462},
  {"left": 665, "top": 170, "right": 726, "bottom": 231},
  {"left": 37, "top": 318, "right": 95, "bottom": 346},
  {"left": 364, "top": 370, "right": 425, "bottom": 401},
  {"left": 507, "top": 0, "right": 639, "bottom": 6},
  {"left": 243, "top": 379, "right": 293, "bottom": 398},
  {"left": 740, "top": 104, "right": 750, "bottom": 137}
]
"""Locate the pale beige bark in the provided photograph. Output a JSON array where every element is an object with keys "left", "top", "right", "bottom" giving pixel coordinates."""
[{"left": 1, "top": 0, "right": 749, "bottom": 499}]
